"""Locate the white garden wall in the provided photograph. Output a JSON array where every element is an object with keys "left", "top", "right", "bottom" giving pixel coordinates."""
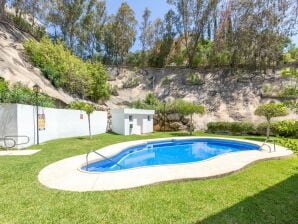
[{"left": 0, "top": 104, "right": 107, "bottom": 149}]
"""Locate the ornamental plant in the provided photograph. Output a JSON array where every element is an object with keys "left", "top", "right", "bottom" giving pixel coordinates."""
[
  {"left": 255, "top": 103, "right": 288, "bottom": 139},
  {"left": 70, "top": 101, "right": 96, "bottom": 139}
]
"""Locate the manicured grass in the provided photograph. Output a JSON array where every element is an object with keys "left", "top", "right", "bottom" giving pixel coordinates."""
[{"left": 0, "top": 132, "right": 297, "bottom": 224}]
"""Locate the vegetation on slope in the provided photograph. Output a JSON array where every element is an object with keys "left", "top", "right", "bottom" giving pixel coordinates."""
[
  {"left": 0, "top": 79, "right": 55, "bottom": 107},
  {"left": 24, "top": 37, "right": 110, "bottom": 102}
]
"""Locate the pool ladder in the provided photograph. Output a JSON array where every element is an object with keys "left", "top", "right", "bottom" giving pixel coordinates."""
[
  {"left": 259, "top": 139, "right": 276, "bottom": 153},
  {"left": 85, "top": 150, "right": 122, "bottom": 171}
]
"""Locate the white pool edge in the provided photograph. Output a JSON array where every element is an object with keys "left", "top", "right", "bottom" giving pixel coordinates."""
[{"left": 38, "top": 137, "right": 294, "bottom": 192}]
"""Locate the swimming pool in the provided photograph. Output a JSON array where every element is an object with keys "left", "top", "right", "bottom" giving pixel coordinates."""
[{"left": 82, "top": 138, "right": 260, "bottom": 172}]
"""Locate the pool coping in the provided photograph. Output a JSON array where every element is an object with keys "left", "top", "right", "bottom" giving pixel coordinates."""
[{"left": 38, "top": 137, "right": 294, "bottom": 192}]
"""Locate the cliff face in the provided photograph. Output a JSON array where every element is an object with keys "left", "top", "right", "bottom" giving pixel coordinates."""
[
  {"left": 106, "top": 66, "right": 297, "bottom": 129},
  {"left": 0, "top": 22, "right": 73, "bottom": 104}
]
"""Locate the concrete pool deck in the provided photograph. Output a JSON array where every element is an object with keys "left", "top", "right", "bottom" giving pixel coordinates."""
[
  {"left": 0, "top": 149, "right": 40, "bottom": 156},
  {"left": 38, "top": 137, "right": 293, "bottom": 192}
]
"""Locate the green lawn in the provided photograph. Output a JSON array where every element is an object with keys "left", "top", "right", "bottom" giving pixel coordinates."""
[{"left": 0, "top": 132, "right": 297, "bottom": 224}]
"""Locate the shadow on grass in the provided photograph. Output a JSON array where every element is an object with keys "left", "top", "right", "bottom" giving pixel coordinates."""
[{"left": 195, "top": 174, "right": 298, "bottom": 224}]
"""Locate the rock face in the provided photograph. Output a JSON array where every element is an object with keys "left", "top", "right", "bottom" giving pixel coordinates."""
[
  {"left": 153, "top": 113, "right": 191, "bottom": 131},
  {"left": 0, "top": 22, "right": 73, "bottom": 104},
  {"left": 106, "top": 66, "right": 298, "bottom": 130}
]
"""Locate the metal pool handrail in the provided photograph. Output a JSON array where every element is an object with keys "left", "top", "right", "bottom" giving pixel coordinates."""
[
  {"left": 85, "top": 150, "right": 122, "bottom": 171},
  {"left": 259, "top": 139, "right": 276, "bottom": 153}
]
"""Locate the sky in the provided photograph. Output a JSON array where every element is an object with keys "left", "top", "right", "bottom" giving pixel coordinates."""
[{"left": 106, "top": 0, "right": 298, "bottom": 52}]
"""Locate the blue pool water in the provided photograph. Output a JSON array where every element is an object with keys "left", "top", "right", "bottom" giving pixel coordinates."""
[{"left": 82, "top": 138, "right": 259, "bottom": 172}]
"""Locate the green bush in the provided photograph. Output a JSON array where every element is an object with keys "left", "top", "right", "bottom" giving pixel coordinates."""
[
  {"left": 272, "top": 120, "right": 298, "bottom": 137},
  {"left": 109, "top": 85, "right": 119, "bottom": 96},
  {"left": 161, "top": 76, "right": 172, "bottom": 85},
  {"left": 122, "top": 77, "right": 140, "bottom": 88},
  {"left": 279, "top": 86, "right": 298, "bottom": 97},
  {"left": 185, "top": 73, "right": 205, "bottom": 86},
  {"left": 275, "top": 138, "right": 298, "bottom": 154},
  {"left": 256, "top": 120, "right": 298, "bottom": 137},
  {"left": 24, "top": 37, "right": 109, "bottom": 102},
  {"left": 207, "top": 122, "right": 256, "bottom": 134},
  {"left": 0, "top": 79, "right": 55, "bottom": 107}
]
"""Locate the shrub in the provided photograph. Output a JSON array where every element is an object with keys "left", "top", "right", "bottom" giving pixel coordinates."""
[
  {"left": 279, "top": 86, "right": 298, "bottom": 97},
  {"left": 109, "top": 85, "right": 119, "bottom": 96},
  {"left": 185, "top": 73, "right": 205, "bottom": 86},
  {"left": 122, "top": 77, "right": 140, "bottom": 88},
  {"left": 207, "top": 122, "right": 256, "bottom": 134},
  {"left": 24, "top": 37, "right": 110, "bottom": 102},
  {"left": 0, "top": 80, "right": 55, "bottom": 107},
  {"left": 256, "top": 120, "right": 298, "bottom": 137},
  {"left": 161, "top": 76, "right": 172, "bottom": 85},
  {"left": 275, "top": 138, "right": 298, "bottom": 154},
  {"left": 272, "top": 120, "right": 298, "bottom": 137}
]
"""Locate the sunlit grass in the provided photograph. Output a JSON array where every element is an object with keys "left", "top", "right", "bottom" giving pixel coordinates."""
[{"left": 0, "top": 132, "right": 297, "bottom": 223}]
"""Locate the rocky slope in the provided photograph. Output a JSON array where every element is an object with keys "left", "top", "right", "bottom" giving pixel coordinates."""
[
  {"left": 106, "top": 66, "right": 297, "bottom": 129},
  {"left": 0, "top": 22, "right": 73, "bottom": 104}
]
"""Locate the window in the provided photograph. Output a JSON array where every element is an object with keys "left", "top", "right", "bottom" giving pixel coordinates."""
[
  {"left": 129, "top": 115, "right": 133, "bottom": 122},
  {"left": 147, "top": 116, "right": 151, "bottom": 121}
]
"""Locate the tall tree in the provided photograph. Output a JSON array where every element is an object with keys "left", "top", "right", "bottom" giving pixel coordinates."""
[
  {"left": 215, "top": 0, "right": 298, "bottom": 71},
  {"left": 167, "top": 0, "right": 220, "bottom": 67},
  {"left": 103, "top": 2, "right": 137, "bottom": 64},
  {"left": 0, "top": 0, "right": 6, "bottom": 19},
  {"left": 45, "top": 0, "right": 85, "bottom": 49},
  {"left": 114, "top": 2, "right": 137, "bottom": 63},
  {"left": 140, "top": 7, "right": 153, "bottom": 53},
  {"left": 77, "top": 0, "right": 107, "bottom": 58}
]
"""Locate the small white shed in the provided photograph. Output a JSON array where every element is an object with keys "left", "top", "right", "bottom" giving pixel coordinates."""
[{"left": 111, "top": 108, "right": 155, "bottom": 135}]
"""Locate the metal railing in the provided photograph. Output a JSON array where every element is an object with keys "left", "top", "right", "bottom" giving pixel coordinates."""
[
  {"left": 259, "top": 138, "right": 276, "bottom": 153},
  {"left": 0, "top": 135, "right": 30, "bottom": 150},
  {"left": 85, "top": 150, "right": 122, "bottom": 171}
]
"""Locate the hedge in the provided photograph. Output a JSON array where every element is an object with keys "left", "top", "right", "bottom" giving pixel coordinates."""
[
  {"left": 207, "top": 120, "right": 298, "bottom": 137},
  {"left": 207, "top": 122, "right": 256, "bottom": 134}
]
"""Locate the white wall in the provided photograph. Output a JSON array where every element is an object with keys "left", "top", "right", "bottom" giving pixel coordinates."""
[
  {"left": 111, "top": 111, "right": 125, "bottom": 135},
  {"left": 0, "top": 104, "right": 107, "bottom": 148},
  {"left": 0, "top": 104, "right": 18, "bottom": 147},
  {"left": 142, "top": 115, "right": 154, "bottom": 134},
  {"left": 112, "top": 110, "right": 154, "bottom": 135}
]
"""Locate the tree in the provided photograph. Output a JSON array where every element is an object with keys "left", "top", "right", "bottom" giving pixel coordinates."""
[
  {"left": 103, "top": 2, "right": 137, "bottom": 64},
  {"left": 167, "top": 0, "right": 220, "bottom": 67},
  {"left": 171, "top": 99, "right": 205, "bottom": 135},
  {"left": 214, "top": 0, "right": 298, "bottom": 71},
  {"left": 77, "top": 0, "right": 107, "bottom": 58},
  {"left": 0, "top": 0, "right": 6, "bottom": 19},
  {"left": 70, "top": 101, "right": 96, "bottom": 139},
  {"left": 140, "top": 7, "right": 153, "bottom": 54},
  {"left": 45, "top": 0, "right": 85, "bottom": 50},
  {"left": 255, "top": 103, "right": 288, "bottom": 139}
]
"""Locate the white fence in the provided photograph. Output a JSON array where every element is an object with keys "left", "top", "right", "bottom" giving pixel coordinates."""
[{"left": 0, "top": 104, "right": 107, "bottom": 149}]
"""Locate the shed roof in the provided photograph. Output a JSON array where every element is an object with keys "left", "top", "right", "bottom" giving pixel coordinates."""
[{"left": 112, "top": 108, "right": 155, "bottom": 115}]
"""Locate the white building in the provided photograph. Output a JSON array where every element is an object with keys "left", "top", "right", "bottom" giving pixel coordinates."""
[
  {"left": 0, "top": 104, "right": 107, "bottom": 149},
  {"left": 111, "top": 108, "right": 155, "bottom": 135}
]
